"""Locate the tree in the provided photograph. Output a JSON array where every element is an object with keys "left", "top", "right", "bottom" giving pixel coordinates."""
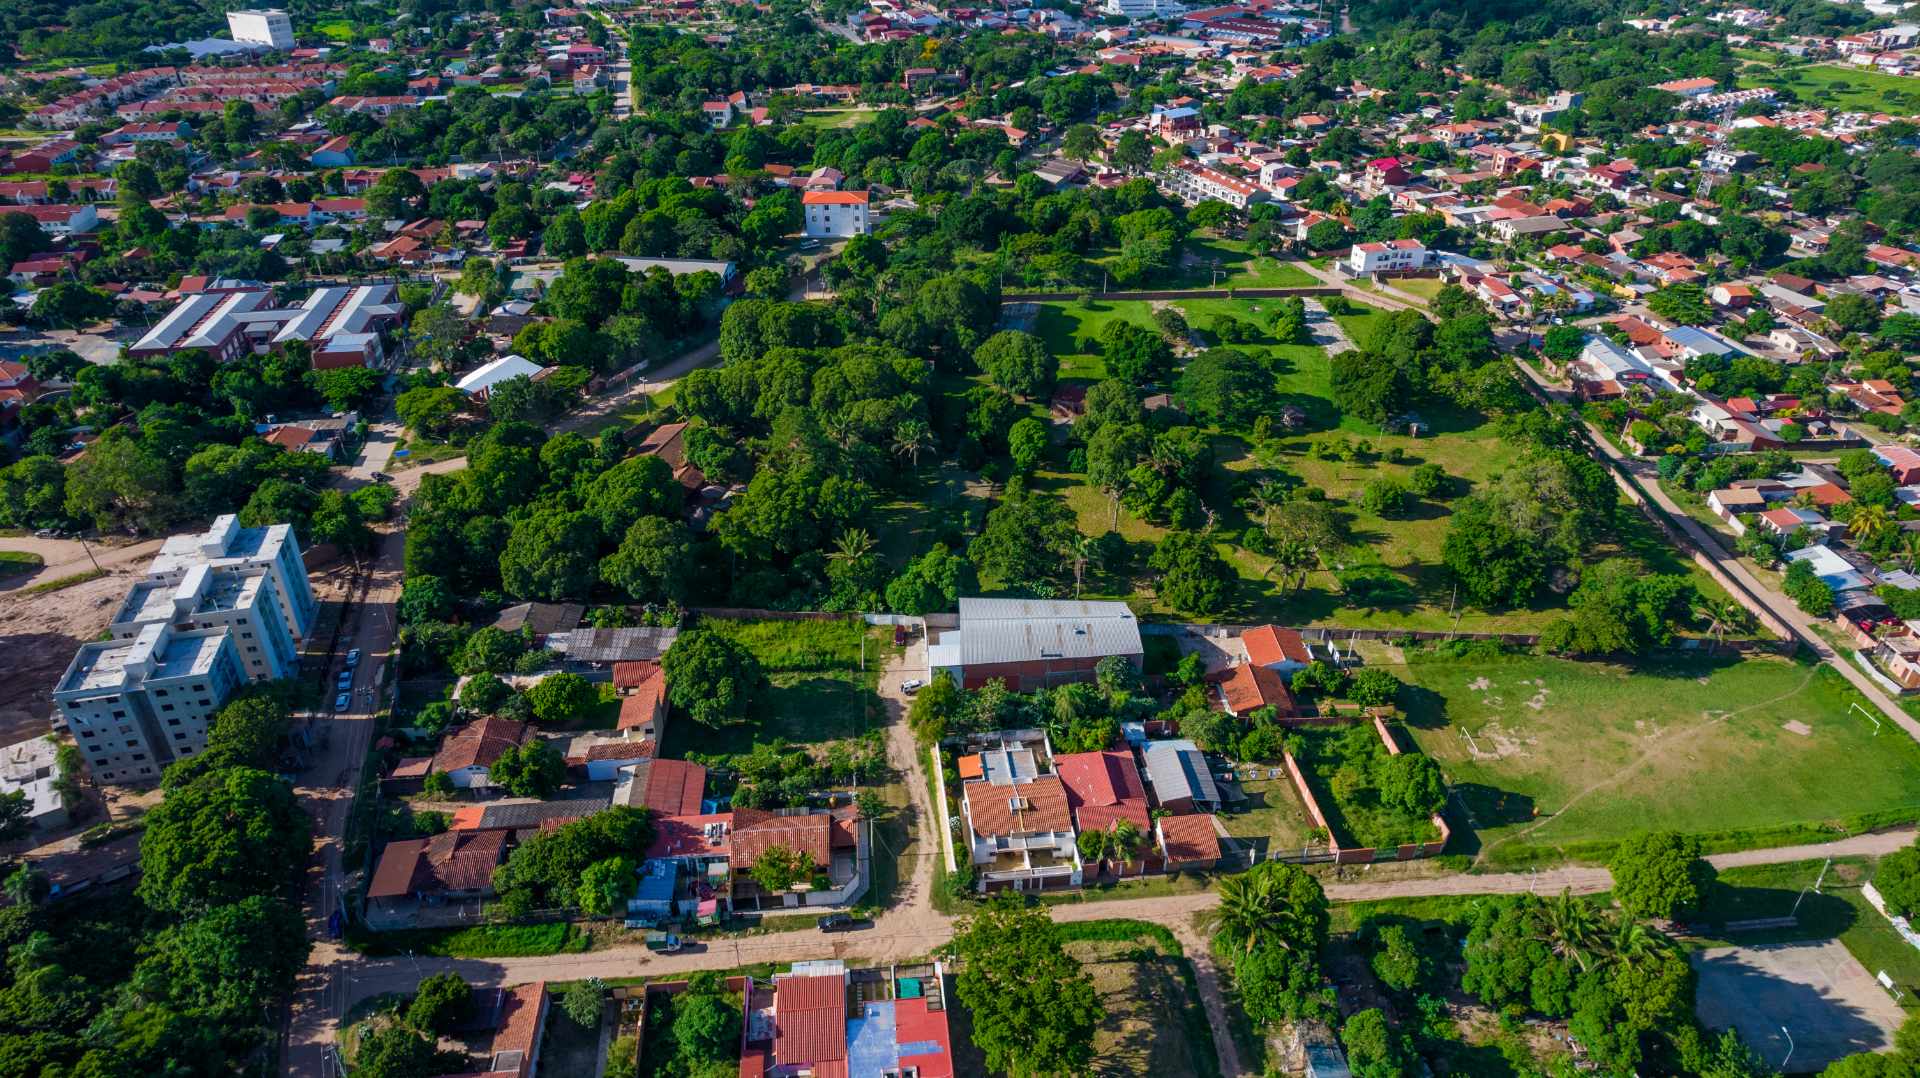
[
  {"left": 1062, "top": 123, "right": 1102, "bottom": 163},
  {"left": 908, "top": 671, "right": 962, "bottom": 743},
  {"left": 355, "top": 1024, "right": 441, "bottom": 1078},
  {"left": 1358, "top": 477, "right": 1410, "bottom": 517},
  {"left": 1150, "top": 532, "right": 1235, "bottom": 616},
  {"left": 399, "top": 574, "right": 455, "bottom": 625},
  {"left": 488, "top": 740, "right": 566, "bottom": 798},
  {"left": 886, "top": 545, "right": 975, "bottom": 615},
  {"left": 545, "top": 209, "right": 587, "bottom": 259},
  {"left": 1377, "top": 753, "right": 1445, "bottom": 817},
  {"left": 669, "top": 974, "right": 741, "bottom": 1065},
  {"left": 1100, "top": 323, "right": 1174, "bottom": 386},
  {"left": 577, "top": 857, "right": 639, "bottom": 915},
  {"left": 1370, "top": 925, "right": 1426, "bottom": 991},
  {"left": 1342, "top": 1008, "right": 1415, "bottom": 1078},
  {"left": 662, "top": 630, "right": 768, "bottom": 727},
  {"left": 1542, "top": 324, "right": 1587, "bottom": 362},
  {"left": 1348, "top": 668, "right": 1403, "bottom": 707},
  {"left": 458, "top": 627, "right": 528, "bottom": 675},
  {"left": 1113, "top": 129, "right": 1151, "bottom": 172},
  {"left": 138, "top": 768, "right": 309, "bottom": 914},
  {"left": 491, "top": 807, "right": 655, "bottom": 914},
  {"left": 748, "top": 844, "right": 814, "bottom": 893},
  {"left": 500, "top": 509, "right": 599, "bottom": 601},
  {"left": 974, "top": 330, "right": 1057, "bottom": 399},
  {"left": 408, "top": 973, "right": 474, "bottom": 1035},
  {"left": 1874, "top": 841, "right": 1920, "bottom": 919},
  {"left": 407, "top": 305, "right": 475, "bottom": 372},
  {"left": 951, "top": 899, "right": 1105, "bottom": 1077},
  {"left": 1609, "top": 831, "right": 1715, "bottom": 921},
  {"left": 1784, "top": 557, "right": 1835, "bottom": 616},
  {"left": 1176, "top": 348, "right": 1272, "bottom": 427},
  {"left": 0, "top": 791, "right": 30, "bottom": 846},
  {"left": 64, "top": 434, "right": 178, "bottom": 533},
  {"left": 1206, "top": 860, "right": 1329, "bottom": 955},
  {"left": 394, "top": 386, "right": 466, "bottom": 438},
  {"left": 1306, "top": 218, "right": 1350, "bottom": 250},
  {"left": 603, "top": 516, "right": 695, "bottom": 603},
  {"left": 1008, "top": 417, "right": 1049, "bottom": 475},
  {"left": 1826, "top": 291, "right": 1883, "bottom": 336},
  {"left": 970, "top": 492, "right": 1079, "bottom": 593},
  {"left": 528, "top": 672, "right": 598, "bottom": 724},
  {"left": 1647, "top": 283, "right": 1714, "bottom": 326}
]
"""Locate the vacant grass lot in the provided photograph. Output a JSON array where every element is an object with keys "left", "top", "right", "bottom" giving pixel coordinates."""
[
  {"left": 1218, "top": 776, "right": 1319, "bottom": 858},
  {"left": 1060, "top": 932, "right": 1223, "bottom": 1078},
  {"left": 1738, "top": 63, "right": 1920, "bottom": 113},
  {"left": 1293, "top": 726, "right": 1441, "bottom": 849},
  {"left": 1393, "top": 651, "right": 1920, "bottom": 867},
  {"left": 668, "top": 617, "right": 898, "bottom": 754}
]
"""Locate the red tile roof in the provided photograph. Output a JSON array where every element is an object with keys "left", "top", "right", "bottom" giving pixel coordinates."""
[
  {"left": 626, "top": 758, "right": 706, "bottom": 816},
  {"left": 1158, "top": 814, "right": 1222, "bottom": 864},
  {"left": 1242, "top": 625, "right": 1311, "bottom": 667},
  {"left": 432, "top": 717, "right": 531, "bottom": 773},
  {"left": 772, "top": 975, "right": 846, "bottom": 1066},
  {"left": 612, "top": 659, "right": 663, "bottom": 689},
  {"left": 1217, "top": 662, "right": 1295, "bottom": 716},
  {"left": 1053, "top": 750, "right": 1150, "bottom": 833},
  {"left": 646, "top": 812, "right": 732, "bottom": 859},
  {"left": 963, "top": 775, "right": 1072, "bottom": 839},
  {"left": 367, "top": 829, "right": 508, "bottom": 898},
  {"left": 731, "top": 810, "right": 833, "bottom": 869}
]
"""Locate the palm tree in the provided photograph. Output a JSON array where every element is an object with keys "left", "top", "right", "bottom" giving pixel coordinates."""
[
  {"left": 1270, "top": 538, "right": 1315, "bottom": 595},
  {"left": 1108, "top": 820, "right": 1145, "bottom": 869},
  {"left": 1204, "top": 864, "right": 1311, "bottom": 954},
  {"left": 1531, "top": 889, "right": 1600, "bottom": 973},
  {"left": 1069, "top": 532, "right": 1096, "bottom": 598},
  {"left": 827, "top": 529, "right": 875, "bottom": 569},
  {"left": 1599, "top": 915, "right": 1673, "bottom": 972},
  {"left": 1698, "top": 598, "right": 1750, "bottom": 654},
  {"left": 1851, "top": 503, "right": 1894, "bottom": 549},
  {"left": 891, "top": 420, "right": 933, "bottom": 468},
  {"left": 1900, "top": 529, "right": 1920, "bottom": 572}
]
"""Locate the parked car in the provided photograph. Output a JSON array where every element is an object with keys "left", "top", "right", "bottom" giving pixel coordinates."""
[
  {"left": 336, "top": 671, "right": 352, "bottom": 691},
  {"left": 345, "top": 649, "right": 361, "bottom": 668},
  {"left": 333, "top": 693, "right": 350, "bottom": 712},
  {"left": 901, "top": 679, "right": 925, "bottom": 695},
  {"left": 818, "top": 913, "right": 871, "bottom": 932}
]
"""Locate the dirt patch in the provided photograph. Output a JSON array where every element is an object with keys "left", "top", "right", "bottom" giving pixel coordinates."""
[
  {"left": 1784, "top": 720, "right": 1813, "bottom": 737},
  {"left": 1466, "top": 677, "right": 1491, "bottom": 692},
  {"left": 0, "top": 570, "right": 131, "bottom": 744},
  {"left": 1065, "top": 938, "right": 1212, "bottom": 1078}
]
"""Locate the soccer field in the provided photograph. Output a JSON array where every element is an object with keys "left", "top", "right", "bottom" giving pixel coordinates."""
[{"left": 1393, "top": 652, "right": 1920, "bottom": 867}]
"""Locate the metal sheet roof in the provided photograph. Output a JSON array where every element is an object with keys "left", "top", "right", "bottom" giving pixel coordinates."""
[
  {"left": 953, "top": 598, "right": 1142, "bottom": 667},
  {"left": 1141, "top": 739, "right": 1220, "bottom": 807}
]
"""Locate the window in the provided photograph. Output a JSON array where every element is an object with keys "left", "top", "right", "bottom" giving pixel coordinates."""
[
  {"left": 132, "top": 754, "right": 147, "bottom": 761},
  {"left": 154, "top": 688, "right": 167, "bottom": 697},
  {"left": 161, "top": 704, "right": 174, "bottom": 713},
  {"left": 166, "top": 718, "right": 179, "bottom": 726},
  {"left": 112, "top": 710, "right": 126, "bottom": 719},
  {"left": 199, "top": 699, "right": 211, "bottom": 707}
]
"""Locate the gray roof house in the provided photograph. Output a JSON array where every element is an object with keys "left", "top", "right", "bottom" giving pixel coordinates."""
[
  {"left": 1140, "top": 738, "right": 1221, "bottom": 814},
  {"left": 928, "top": 598, "right": 1144, "bottom": 691}
]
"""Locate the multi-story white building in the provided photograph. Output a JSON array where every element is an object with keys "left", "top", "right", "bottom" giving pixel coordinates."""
[
  {"left": 1159, "top": 160, "right": 1267, "bottom": 210},
  {"left": 228, "top": 9, "right": 295, "bottom": 50},
  {"left": 53, "top": 622, "right": 247, "bottom": 784},
  {"left": 802, "top": 189, "right": 870, "bottom": 237},
  {"left": 1346, "top": 239, "right": 1432, "bottom": 275},
  {"left": 1103, "top": 0, "right": 1186, "bottom": 17},
  {"left": 110, "top": 563, "right": 300, "bottom": 683},
  {"left": 50, "top": 514, "right": 314, "bottom": 785},
  {"left": 148, "top": 514, "right": 316, "bottom": 642}
]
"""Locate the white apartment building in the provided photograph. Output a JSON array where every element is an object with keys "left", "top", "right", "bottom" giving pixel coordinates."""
[
  {"left": 148, "top": 514, "right": 316, "bottom": 642},
  {"left": 53, "top": 622, "right": 246, "bottom": 784},
  {"left": 228, "top": 9, "right": 295, "bottom": 50},
  {"left": 110, "top": 563, "right": 299, "bottom": 682},
  {"left": 0, "top": 738, "right": 70, "bottom": 832},
  {"left": 1102, "top": 0, "right": 1186, "bottom": 17},
  {"left": 802, "top": 189, "right": 870, "bottom": 237},
  {"left": 1346, "top": 239, "right": 1432, "bottom": 274},
  {"left": 1160, "top": 160, "right": 1266, "bottom": 210},
  {"left": 49, "top": 514, "right": 314, "bottom": 785}
]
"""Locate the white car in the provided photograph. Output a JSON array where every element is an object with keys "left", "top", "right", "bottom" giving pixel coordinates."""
[{"left": 901, "top": 678, "right": 925, "bottom": 695}]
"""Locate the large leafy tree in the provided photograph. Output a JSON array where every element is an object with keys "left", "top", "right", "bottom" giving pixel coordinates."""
[
  {"left": 499, "top": 509, "right": 599, "bottom": 601},
  {"left": 973, "top": 330, "right": 1057, "bottom": 400},
  {"left": 1608, "top": 831, "right": 1715, "bottom": 921},
  {"left": 603, "top": 516, "right": 696, "bottom": 603},
  {"left": 969, "top": 492, "right": 1079, "bottom": 593},
  {"left": 137, "top": 768, "right": 309, "bottom": 914},
  {"left": 1150, "top": 531, "right": 1235, "bottom": 616},
  {"left": 132, "top": 895, "right": 308, "bottom": 1017},
  {"left": 661, "top": 630, "right": 769, "bottom": 727},
  {"left": 951, "top": 900, "right": 1104, "bottom": 1077}
]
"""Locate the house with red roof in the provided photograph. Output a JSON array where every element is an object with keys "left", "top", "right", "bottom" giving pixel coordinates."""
[
  {"left": 1053, "top": 750, "right": 1151, "bottom": 836},
  {"left": 1215, "top": 662, "right": 1295, "bottom": 717},
  {"left": 739, "top": 962, "right": 955, "bottom": 1078},
  {"left": 1241, "top": 625, "right": 1313, "bottom": 675}
]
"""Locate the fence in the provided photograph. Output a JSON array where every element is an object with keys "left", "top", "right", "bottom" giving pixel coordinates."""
[
  {"left": 1143, "top": 620, "right": 1793, "bottom": 657},
  {"left": 1276, "top": 716, "right": 1452, "bottom": 866}
]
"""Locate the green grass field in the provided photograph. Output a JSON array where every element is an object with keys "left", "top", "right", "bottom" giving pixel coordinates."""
[
  {"left": 1168, "top": 236, "right": 1318, "bottom": 289},
  {"left": 1738, "top": 63, "right": 1920, "bottom": 113},
  {"left": 795, "top": 107, "right": 878, "bottom": 129},
  {"left": 1394, "top": 652, "right": 1920, "bottom": 867},
  {"left": 314, "top": 19, "right": 354, "bottom": 41},
  {"left": 1218, "top": 775, "right": 1320, "bottom": 857},
  {"left": 1058, "top": 931, "right": 1224, "bottom": 1078}
]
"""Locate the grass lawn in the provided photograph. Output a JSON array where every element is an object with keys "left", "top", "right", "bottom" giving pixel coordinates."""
[
  {"left": 1394, "top": 651, "right": 1920, "bottom": 867},
  {"left": 348, "top": 921, "right": 590, "bottom": 958},
  {"left": 1217, "top": 776, "right": 1319, "bottom": 859},
  {"left": 1331, "top": 299, "right": 1393, "bottom": 350},
  {"left": 1384, "top": 277, "right": 1446, "bottom": 304},
  {"left": 795, "top": 107, "right": 878, "bottom": 129},
  {"left": 1059, "top": 931, "right": 1224, "bottom": 1078},
  {"left": 1738, "top": 63, "right": 1920, "bottom": 114},
  {"left": 1162, "top": 235, "right": 1318, "bottom": 289},
  {"left": 391, "top": 439, "right": 465, "bottom": 470},
  {"left": 1700, "top": 856, "right": 1920, "bottom": 1007},
  {"left": 1031, "top": 298, "right": 1161, "bottom": 382},
  {"left": 19, "top": 567, "right": 106, "bottom": 596},
  {"left": 314, "top": 19, "right": 355, "bottom": 41},
  {"left": 0, "top": 550, "right": 44, "bottom": 578}
]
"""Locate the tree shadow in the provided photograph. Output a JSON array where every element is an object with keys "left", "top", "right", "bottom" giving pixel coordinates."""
[
  {"left": 1448, "top": 783, "right": 1538, "bottom": 831},
  {"left": 1397, "top": 684, "right": 1449, "bottom": 730}
]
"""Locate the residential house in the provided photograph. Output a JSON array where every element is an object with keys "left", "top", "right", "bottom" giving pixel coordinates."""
[
  {"left": 958, "top": 736, "right": 1081, "bottom": 893},
  {"left": 1347, "top": 239, "right": 1430, "bottom": 275},
  {"left": 428, "top": 717, "right": 533, "bottom": 789},
  {"left": 802, "top": 189, "right": 871, "bottom": 237},
  {"left": 1156, "top": 813, "right": 1222, "bottom": 872},
  {"left": 1243, "top": 625, "right": 1313, "bottom": 676},
  {"left": 612, "top": 757, "right": 706, "bottom": 815},
  {"left": 740, "top": 962, "right": 956, "bottom": 1078},
  {"left": 1140, "top": 738, "right": 1221, "bottom": 814},
  {"left": 365, "top": 828, "right": 509, "bottom": 920},
  {"left": 1216, "top": 662, "right": 1295, "bottom": 717}
]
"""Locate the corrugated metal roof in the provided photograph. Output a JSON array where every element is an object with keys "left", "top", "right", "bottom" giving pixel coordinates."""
[
  {"left": 1141, "top": 739, "right": 1220, "bottom": 807},
  {"left": 953, "top": 598, "right": 1142, "bottom": 667}
]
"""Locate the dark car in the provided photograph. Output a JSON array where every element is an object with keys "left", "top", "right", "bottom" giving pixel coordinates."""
[{"left": 818, "top": 913, "right": 871, "bottom": 932}]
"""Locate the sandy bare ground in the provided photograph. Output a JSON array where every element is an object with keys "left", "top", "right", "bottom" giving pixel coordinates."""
[{"left": 0, "top": 569, "right": 135, "bottom": 744}]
